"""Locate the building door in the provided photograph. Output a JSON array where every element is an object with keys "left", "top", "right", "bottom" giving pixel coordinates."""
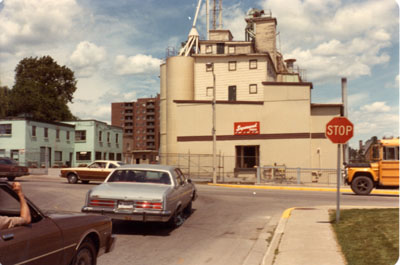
[
  {"left": 228, "top": 86, "right": 237, "bottom": 101},
  {"left": 68, "top": 152, "right": 73, "bottom": 167},
  {"left": 40, "top": 147, "right": 46, "bottom": 167},
  {"left": 217, "top": 43, "right": 225, "bottom": 54},
  {"left": 47, "top": 147, "right": 52, "bottom": 167},
  {"left": 235, "top": 145, "right": 259, "bottom": 168}
]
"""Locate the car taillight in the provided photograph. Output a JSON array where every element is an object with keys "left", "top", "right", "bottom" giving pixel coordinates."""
[
  {"left": 135, "top": 201, "right": 162, "bottom": 210},
  {"left": 89, "top": 199, "right": 115, "bottom": 207}
]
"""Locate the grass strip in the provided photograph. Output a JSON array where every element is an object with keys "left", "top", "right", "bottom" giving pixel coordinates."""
[{"left": 330, "top": 208, "right": 399, "bottom": 265}]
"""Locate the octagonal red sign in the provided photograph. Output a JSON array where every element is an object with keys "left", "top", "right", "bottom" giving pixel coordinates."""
[{"left": 325, "top": 117, "right": 354, "bottom": 144}]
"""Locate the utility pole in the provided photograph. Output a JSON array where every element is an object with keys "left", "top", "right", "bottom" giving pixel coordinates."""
[{"left": 206, "top": 62, "right": 217, "bottom": 184}]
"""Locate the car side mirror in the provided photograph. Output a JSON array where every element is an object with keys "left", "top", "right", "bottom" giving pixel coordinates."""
[{"left": 187, "top": 179, "right": 192, "bottom": 184}]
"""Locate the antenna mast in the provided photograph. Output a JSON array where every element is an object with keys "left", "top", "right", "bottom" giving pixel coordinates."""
[{"left": 211, "top": 0, "right": 222, "bottom": 30}]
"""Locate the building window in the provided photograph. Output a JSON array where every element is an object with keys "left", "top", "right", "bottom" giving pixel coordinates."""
[
  {"left": 116, "top": 133, "right": 119, "bottom": 143},
  {"left": 228, "top": 61, "right": 236, "bottom": 71},
  {"left": 0, "top": 124, "right": 12, "bottom": 135},
  {"left": 44, "top": 128, "right": 48, "bottom": 138},
  {"left": 235, "top": 145, "right": 259, "bottom": 168},
  {"left": 66, "top": 131, "right": 70, "bottom": 140},
  {"left": 75, "top": 130, "right": 86, "bottom": 142},
  {"left": 99, "top": 131, "right": 102, "bottom": 142},
  {"left": 249, "top": 84, "right": 258, "bottom": 94},
  {"left": 56, "top": 129, "right": 60, "bottom": 140},
  {"left": 55, "top": 151, "right": 62, "bottom": 162},
  {"left": 206, "top": 63, "right": 213, "bottom": 72},
  {"left": 206, "top": 45, "right": 212, "bottom": 54},
  {"left": 109, "top": 153, "right": 115, "bottom": 160},
  {"left": 11, "top": 150, "right": 19, "bottom": 162},
  {"left": 32, "top": 126, "right": 36, "bottom": 137},
  {"left": 249, "top": 59, "right": 257, "bottom": 69},
  {"left": 0, "top": 149, "right": 5, "bottom": 157},
  {"left": 76, "top": 151, "right": 91, "bottom": 161},
  {"left": 117, "top": 153, "right": 122, "bottom": 161},
  {"left": 228, "top": 46, "right": 235, "bottom": 54},
  {"left": 95, "top": 152, "right": 102, "bottom": 160},
  {"left": 206, "top": 87, "right": 214, "bottom": 97},
  {"left": 107, "top": 132, "right": 110, "bottom": 143}
]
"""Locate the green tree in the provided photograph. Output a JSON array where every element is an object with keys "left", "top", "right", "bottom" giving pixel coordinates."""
[
  {"left": 0, "top": 86, "right": 11, "bottom": 118},
  {"left": 10, "top": 56, "right": 77, "bottom": 121}
]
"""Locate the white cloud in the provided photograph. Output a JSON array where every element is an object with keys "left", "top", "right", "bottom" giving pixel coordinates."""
[
  {"left": 258, "top": 0, "right": 397, "bottom": 83},
  {"left": 114, "top": 54, "right": 162, "bottom": 76},
  {"left": 360, "top": 101, "right": 391, "bottom": 113},
  {"left": 0, "top": 0, "right": 82, "bottom": 53},
  {"left": 348, "top": 102, "right": 399, "bottom": 147},
  {"left": 69, "top": 41, "right": 107, "bottom": 77},
  {"left": 69, "top": 99, "right": 111, "bottom": 123}
]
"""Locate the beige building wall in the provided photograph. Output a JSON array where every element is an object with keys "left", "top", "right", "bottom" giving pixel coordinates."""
[{"left": 194, "top": 56, "right": 276, "bottom": 101}]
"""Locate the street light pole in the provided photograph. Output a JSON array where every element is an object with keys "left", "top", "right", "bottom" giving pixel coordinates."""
[{"left": 207, "top": 62, "right": 217, "bottom": 184}]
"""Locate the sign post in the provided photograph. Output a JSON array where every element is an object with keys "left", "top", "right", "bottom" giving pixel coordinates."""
[{"left": 325, "top": 117, "right": 354, "bottom": 223}]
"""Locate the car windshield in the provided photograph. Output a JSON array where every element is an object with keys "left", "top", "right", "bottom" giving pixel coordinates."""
[
  {"left": 117, "top": 162, "right": 125, "bottom": 166},
  {"left": 107, "top": 170, "right": 171, "bottom": 185}
]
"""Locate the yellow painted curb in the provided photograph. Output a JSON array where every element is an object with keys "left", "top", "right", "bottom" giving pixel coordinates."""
[
  {"left": 282, "top": 207, "right": 295, "bottom": 219},
  {"left": 207, "top": 183, "right": 399, "bottom": 195}
]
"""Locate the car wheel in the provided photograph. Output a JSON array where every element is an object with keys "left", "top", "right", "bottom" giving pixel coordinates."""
[
  {"left": 7, "top": 176, "right": 15, "bottom": 181},
  {"left": 82, "top": 180, "right": 90, "bottom": 184},
  {"left": 72, "top": 238, "right": 97, "bottom": 265},
  {"left": 167, "top": 208, "right": 184, "bottom": 228},
  {"left": 67, "top": 173, "right": 78, "bottom": 184},
  {"left": 183, "top": 201, "right": 192, "bottom": 216},
  {"left": 351, "top": 176, "right": 374, "bottom": 195}
]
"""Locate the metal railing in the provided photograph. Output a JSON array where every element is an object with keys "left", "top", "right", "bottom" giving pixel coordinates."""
[{"left": 256, "top": 166, "right": 342, "bottom": 185}]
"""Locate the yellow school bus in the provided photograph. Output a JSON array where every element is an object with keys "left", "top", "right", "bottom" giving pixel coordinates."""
[{"left": 346, "top": 138, "right": 399, "bottom": 195}]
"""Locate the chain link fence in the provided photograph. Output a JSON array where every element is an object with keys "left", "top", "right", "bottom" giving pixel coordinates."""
[
  {"left": 159, "top": 153, "right": 342, "bottom": 185},
  {"left": 256, "top": 166, "right": 342, "bottom": 185}
]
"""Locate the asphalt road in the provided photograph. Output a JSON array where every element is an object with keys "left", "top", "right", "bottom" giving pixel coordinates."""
[{"left": 16, "top": 175, "right": 398, "bottom": 265}]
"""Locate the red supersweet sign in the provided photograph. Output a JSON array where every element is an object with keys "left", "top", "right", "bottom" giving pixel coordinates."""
[{"left": 234, "top": 122, "right": 260, "bottom": 135}]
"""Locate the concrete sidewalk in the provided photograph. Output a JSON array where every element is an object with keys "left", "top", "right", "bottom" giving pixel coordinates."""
[{"left": 263, "top": 207, "right": 346, "bottom": 265}]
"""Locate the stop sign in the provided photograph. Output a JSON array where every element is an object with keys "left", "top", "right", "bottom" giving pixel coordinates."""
[{"left": 325, "top": 117, "right": 354, "bottom": 144}]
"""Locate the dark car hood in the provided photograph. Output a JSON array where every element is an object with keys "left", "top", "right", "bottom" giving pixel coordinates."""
[{"left": 47, "top": 210, "right": 111, "bottom": 227}]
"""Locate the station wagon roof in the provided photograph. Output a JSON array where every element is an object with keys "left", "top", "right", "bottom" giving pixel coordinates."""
[{"left": 118, "top": 164, "right": 176, "bottom": 172}]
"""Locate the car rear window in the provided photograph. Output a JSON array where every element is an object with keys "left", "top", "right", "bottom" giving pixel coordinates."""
[{"left": 107, "top": 170, "right": 171, "bottom": 185}]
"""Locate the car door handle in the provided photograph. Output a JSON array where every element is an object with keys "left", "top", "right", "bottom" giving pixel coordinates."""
[{"left": 2, "top": 233, "right": 14, "bottom": 241}]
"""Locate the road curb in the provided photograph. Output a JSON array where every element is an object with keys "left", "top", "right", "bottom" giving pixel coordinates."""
[
  {"left": 261, "top": 207, "right": 295, "bottom": 265},
  {"left": 207, "top": 183, "right": 399, "bottom": 195}
]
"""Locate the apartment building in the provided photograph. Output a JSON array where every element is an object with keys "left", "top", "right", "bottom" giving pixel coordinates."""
[
  {"left": 111, "top": 95, "right": 160, "bottom": 164},
  {"left": 160, "top": 11, "right": 342, "bottom": 176},
  {"left": 63, "top": 120, "right": 123, "bottom": 165},
  {"left": 0, "top": 118, "right": 123, "bottom": 167},
  {"left": 0, "top": 118, "right": 75, "bottom": 167}
]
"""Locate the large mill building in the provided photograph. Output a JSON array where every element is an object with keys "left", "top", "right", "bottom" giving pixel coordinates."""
[{"left": 160, "top": 9, "right": 342, "bottom": 178}]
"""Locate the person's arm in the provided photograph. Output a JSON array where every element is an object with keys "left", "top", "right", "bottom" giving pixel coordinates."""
[{"left": 12, "top": 182, "right": 31, "bottom": 225}]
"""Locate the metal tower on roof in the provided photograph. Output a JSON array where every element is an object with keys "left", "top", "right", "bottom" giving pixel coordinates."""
[{"left": 179, "top": 0, "right": 223, "bottom": 56}]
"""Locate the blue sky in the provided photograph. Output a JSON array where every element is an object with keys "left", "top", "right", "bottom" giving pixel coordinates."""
[{"left": 0, "top": 0, "right": 398, "bottom": 148}]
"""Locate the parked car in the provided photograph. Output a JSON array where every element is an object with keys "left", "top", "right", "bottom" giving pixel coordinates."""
[
  {"left": 0, "top": 157, "right": 29, "bottom": 181},
  {"left": 0, "top": 181, "right": 115, "bottom": 265},
  {"left": 82, "top": 164, "right": 197, "bottom": 228},
  {"left": 60, "top": 160, "right": 125, "bottom": 184}
]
